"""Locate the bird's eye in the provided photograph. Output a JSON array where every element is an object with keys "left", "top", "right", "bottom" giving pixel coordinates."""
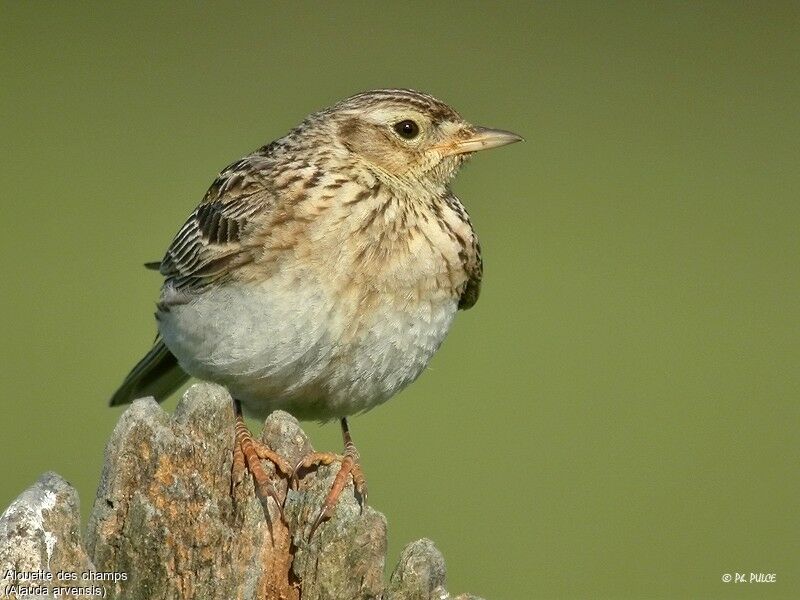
[{"left": 393, "top": 119, "right": 420, "bottom": 140}]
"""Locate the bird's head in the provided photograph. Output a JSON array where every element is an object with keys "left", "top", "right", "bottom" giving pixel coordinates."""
[{"left": 312, "top": 89, "right": 522, "bottom": 190}]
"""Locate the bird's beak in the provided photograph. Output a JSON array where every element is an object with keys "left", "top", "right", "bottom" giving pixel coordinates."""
[{"left": 438, "top": 126, "right": 524, "bottom": 156}]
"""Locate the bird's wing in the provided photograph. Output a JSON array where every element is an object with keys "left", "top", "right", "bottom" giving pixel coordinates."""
[
  {"left": 159, "top": 157, "right": 276, "bottom": 292},
  {"left": 442, "top": 191, "right": 482, "bottom": 310},
  {"left": 458, "top": 237, "right": 482, "bottom": 310}
]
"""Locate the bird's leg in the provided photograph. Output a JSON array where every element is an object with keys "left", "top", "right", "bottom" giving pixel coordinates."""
[
  {"left": 231, "top": 399, "right": 294, "bottom": 510},
  {"left": 294, "top": 417, "right": 368, "bottom": 538}
]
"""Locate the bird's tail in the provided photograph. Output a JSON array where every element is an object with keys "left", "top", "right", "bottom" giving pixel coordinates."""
[{"left": 109, "top": 338, "right": 189, "bottom": 406}]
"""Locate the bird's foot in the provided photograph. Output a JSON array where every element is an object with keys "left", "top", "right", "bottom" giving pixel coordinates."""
[
  {"left": 231, "top": 401, "right": 294, "bottom": 512},
  {"left": 293, "top": 418, "right": 367, "bottom": 539}
]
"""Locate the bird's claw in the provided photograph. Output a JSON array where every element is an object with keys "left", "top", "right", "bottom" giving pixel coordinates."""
[
  {"left": 232, "top": 402, "right": 293, "bottom": 517},
  {"left": 294, "top": 448, "right": 368, "bottom": 539}
]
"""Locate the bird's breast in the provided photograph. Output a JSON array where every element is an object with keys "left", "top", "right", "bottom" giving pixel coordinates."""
[
  {"left": 281, "top": 183, "right": 472, "bottom": 309},
  {"left": 159, "top": 184, "right": 471, "bottom": 418}
]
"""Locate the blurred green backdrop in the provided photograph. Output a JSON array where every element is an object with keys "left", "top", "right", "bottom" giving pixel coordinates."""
[{"left": 2, "top": 2, "right": 798, "bottom": 598}]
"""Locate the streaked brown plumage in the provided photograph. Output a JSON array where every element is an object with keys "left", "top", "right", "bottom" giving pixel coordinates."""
[{"left": 110, "top": 88, "right": 521, "bottom": 530}]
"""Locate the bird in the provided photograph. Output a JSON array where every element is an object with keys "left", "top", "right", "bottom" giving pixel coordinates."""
[{"left": 109, "top": 88, "right": 522, "bottom": 534}]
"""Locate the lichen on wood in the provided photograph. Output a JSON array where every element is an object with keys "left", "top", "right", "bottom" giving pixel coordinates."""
[{"left": 0, "top": 383, "right": 485, "bottom": 600}]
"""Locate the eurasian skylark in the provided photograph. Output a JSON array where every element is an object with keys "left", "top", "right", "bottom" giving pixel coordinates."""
[{"left": 110, "top": 88, "right": 522, "bottom": 532}]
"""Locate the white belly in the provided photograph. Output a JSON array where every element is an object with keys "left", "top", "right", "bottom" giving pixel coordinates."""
[{"left": 158, "top": 271, "right": 457, "bottom": 421}]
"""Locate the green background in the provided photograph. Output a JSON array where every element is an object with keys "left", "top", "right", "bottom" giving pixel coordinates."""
[{"left": 2, "top": 2, "right": 798, "bottom": 598}]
